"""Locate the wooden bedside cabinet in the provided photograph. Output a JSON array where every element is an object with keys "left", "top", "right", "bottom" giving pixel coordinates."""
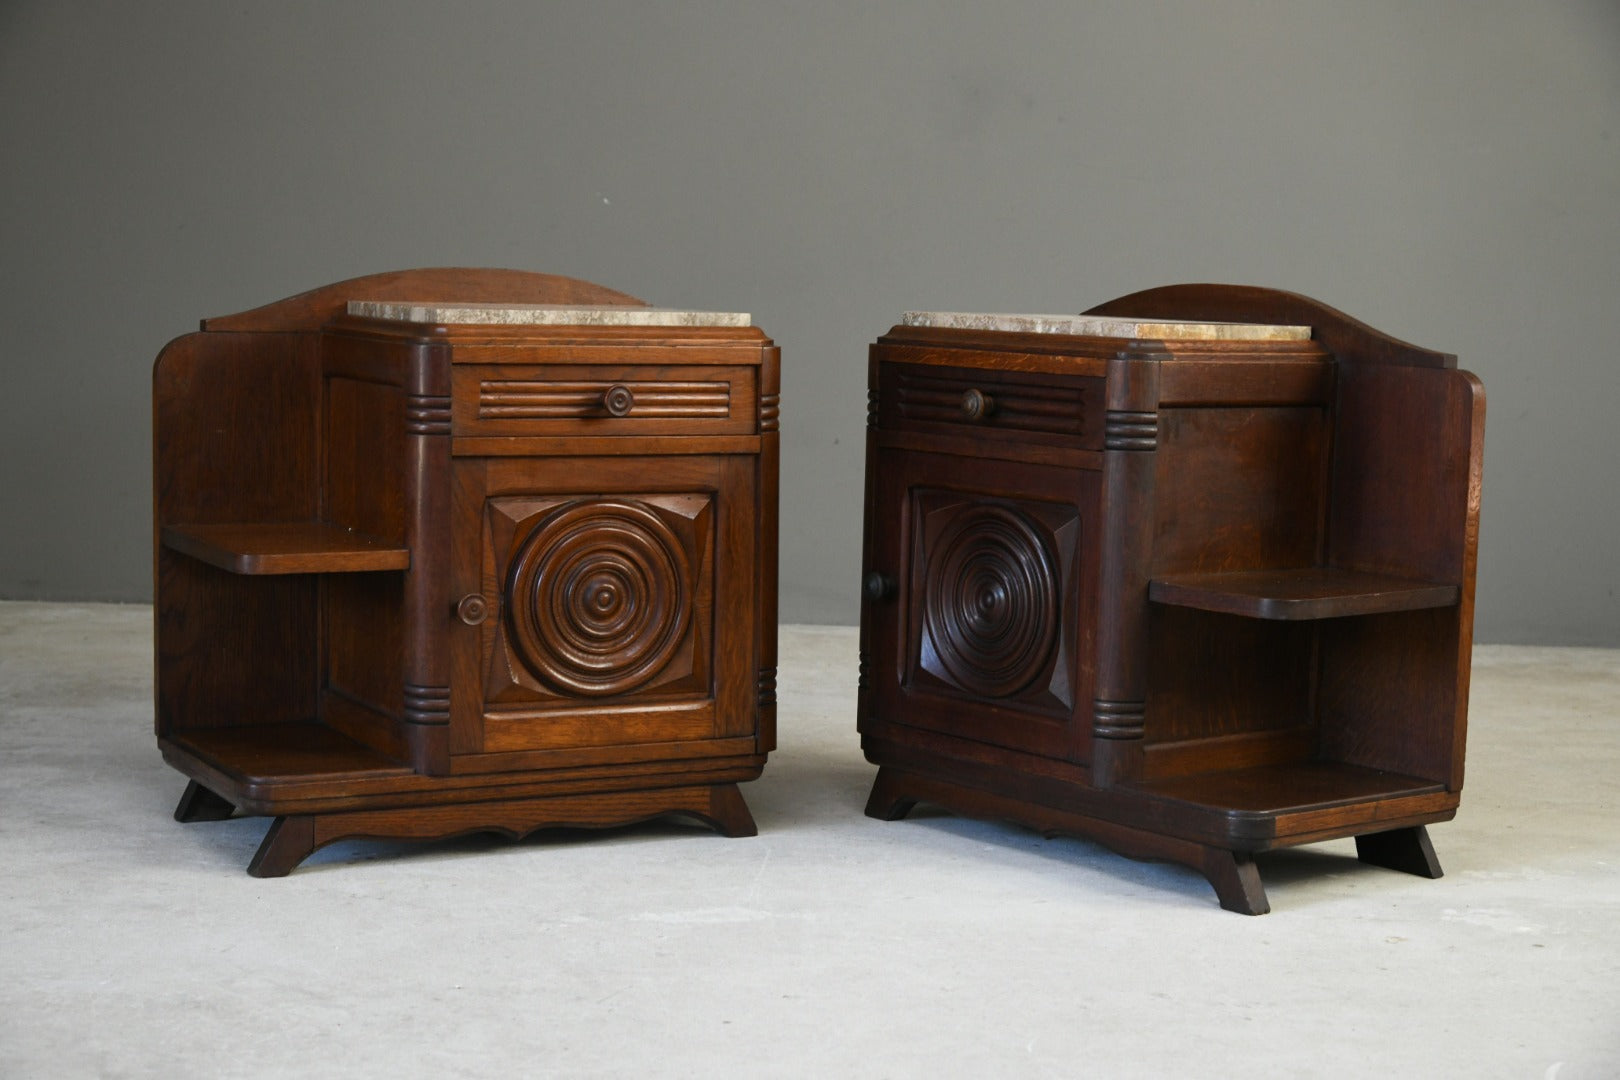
[
  {"left": 154, "top": 269, "right": 779, "bottom": 875},
  {"left": 857, "top": 285, "right": 1484, "bottom": 914}
]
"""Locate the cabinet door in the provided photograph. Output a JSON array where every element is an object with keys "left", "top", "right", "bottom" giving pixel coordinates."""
[
  {"left": 863, "top": 446, "right": 1098, "bottom": 760},
  {"left": 450, "top": 454, "right": 757, "bottom": 757}
]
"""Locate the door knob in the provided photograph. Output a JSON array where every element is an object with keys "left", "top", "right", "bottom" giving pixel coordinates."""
[
  {"left": 864, "top": 571, "right": 897, "bottom": 603},
  {"left": 960, "top": 388, "right": 995, "bottom": 421},
  {"left": 602, "top": 384, "right": 635, "bottom": 417},
  {"left": 456, "top": 594, "right": 489, "bottom": 625}
]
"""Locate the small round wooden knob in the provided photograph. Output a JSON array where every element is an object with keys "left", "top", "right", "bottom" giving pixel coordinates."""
[
  {"left": 456, "top": 594, "right": 489, "bottom": 626},
  {"left": 960, "top": 388, "right": 995, "bottom": 421},
  {"left": 602, "top": 384, "right": 635, "bottom": 417},
  {"left": 864, "top": 571, "right": 897, "bottom": 603}
]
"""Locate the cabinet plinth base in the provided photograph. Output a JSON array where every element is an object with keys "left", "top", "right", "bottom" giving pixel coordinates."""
[
  {"left": 862, "top": 765, "right": 1451, "bottom": 915},
  {"left": 864, "top": 766, "right": 1273, "bottom": 913},
  {"left": 195, "top": 782, "right": 757, "bottom": 877}
]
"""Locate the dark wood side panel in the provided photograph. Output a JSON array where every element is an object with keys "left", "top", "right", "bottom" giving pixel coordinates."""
[
  {"left": 153, "top": 331, "right": 322, "bottom": 733},
  {"left": 756, "top": 345, "right": 780, "bottom": 752},
  {"left": 1328, "top": 364, "right": 1479, "bottom": 583},
  {"left": 1317, "top": 365, "right": 1485, "bottom": 787},
  {"left": 715, "top": 455, "right": 760, "bottom": 738},
  {"left": 154, "top": 332, "right": 322, "bottom": 525}
]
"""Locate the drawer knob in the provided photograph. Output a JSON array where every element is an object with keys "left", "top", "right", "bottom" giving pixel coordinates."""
[
  {"left": 456, "top": 594, "right": 489, "bottom": 626},
  {"left": 864, "top": 571, "right": 897, "bottom": 603},
  {"left": 960, "top": 388, "right": 995, "bottom": 421},
  {"left": 602, "top": 384, "right": 635, "bottom": 417}
]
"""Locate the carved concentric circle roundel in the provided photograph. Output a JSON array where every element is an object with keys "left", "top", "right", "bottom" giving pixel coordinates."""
[
  {"left": 924, "top": 505, "right": 1059, "bottom": 698},
  {"left": 506, "top": 500, "right": 690, "bottom": 696}
]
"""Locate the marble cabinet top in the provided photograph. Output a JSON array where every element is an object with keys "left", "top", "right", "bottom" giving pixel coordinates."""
[
  {"left": 348, "top": 302, "right": 751, "bottom": 327},
  {"left": 900, "top": 311, "right": 1310, "bottom": 341}
]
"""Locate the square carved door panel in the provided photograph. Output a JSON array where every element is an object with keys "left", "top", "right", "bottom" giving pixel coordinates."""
[
  {"left": 452, "top": 455, "right": 757, "bottom": 756},
  {"left": 866, "top": 447, "right": 1099, "bottom": 760},
  {"left": 908, "top": 488, "right": 1078, "bottom": 714},
  {"left": 483, "top": 492, "right": 714, "bottom": 706}
]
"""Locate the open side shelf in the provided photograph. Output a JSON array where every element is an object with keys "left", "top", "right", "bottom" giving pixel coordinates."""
[
  {"left": 162, "top": 522, "right": 410, "bottom": 575},
  {"left": 162, "top": 724, "right": 418, "bottom": 815},
  {"left": 166, "top": 724, "right": 414, "bottom": 784},
  {"left": 1123, "top": 760, "right": 1453, "bottom": 845},
  {"left": 1148, "top": 567, "right": 1459, "bottom": 620}
]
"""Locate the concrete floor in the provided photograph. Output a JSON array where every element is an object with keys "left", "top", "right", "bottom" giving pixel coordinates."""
[{"left": 1, "top": 602, "right": 1616, "bottom": 1078}]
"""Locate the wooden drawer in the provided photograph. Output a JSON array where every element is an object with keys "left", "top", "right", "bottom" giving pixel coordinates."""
[
  {"left": 878, "top": 363, "right": 1104, "bottom": 449},
  {"left": 452, "top": 364, "right": 759, "bottom": 437}
]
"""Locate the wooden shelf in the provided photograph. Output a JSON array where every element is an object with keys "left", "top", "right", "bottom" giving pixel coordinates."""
[
  {"left": 1148, "top": 567, "right": 1458, "bottom": 620},
  {"left": 1125, "top": 761, "right": 1454, "bottom": 845},
  {"left": 162, "top": 522, "right": 410, "bottom": 574},
  {"left": 1128, "top": 761, "right": 1446, "bottom": 815},
  {"left": 166, "top": 724, "right": 415, "bottom": 786}
]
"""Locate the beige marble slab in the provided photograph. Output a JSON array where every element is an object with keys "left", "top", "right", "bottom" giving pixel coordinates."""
[
  {"left": 900, "top": 311, "right": 1310, "bottom": 341},
  {"left": 349, "top": 301, "right": 751, "bottom": 327}
]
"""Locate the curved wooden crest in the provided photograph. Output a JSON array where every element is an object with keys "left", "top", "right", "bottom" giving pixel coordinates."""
[
  {"left": 1086, "top": 283, "right": 1454, "bottom": 369},
  {"left": 201, "top": 267, "right": 646, "bottom": 332}
]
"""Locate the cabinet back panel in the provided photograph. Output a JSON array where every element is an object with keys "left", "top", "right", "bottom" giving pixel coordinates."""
[
  {"left": 319, "top": 375, "right": 408, "bottom": 758},
  {"left": 1143, "top": 606, "right": 1315, "bottom": 746},
  {"left": 1152, "top": 405, "right": 1329, "bottom": 575},
  {"left": 155, "top": 558, "right": 319, "bottom": 731},
  {"left": 325, "top": 377, "right": 407, "bottom": 542},
  {"left": 325, "top": 573, "right": 405, "bottom": 730},
  {"left": 1317, "top": 608, "right": 1462, "bottom": 786},
  {"left": 1325, "top": 364, "right": 1484, "bottom": 789}
]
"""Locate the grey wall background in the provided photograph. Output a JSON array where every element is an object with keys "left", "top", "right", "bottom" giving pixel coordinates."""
[{"left": 2, "top": 2, "right": 1617, "bottom": 644}]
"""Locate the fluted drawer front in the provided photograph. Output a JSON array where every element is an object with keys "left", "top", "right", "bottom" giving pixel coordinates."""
[
  {"left": 880, "top": 364, "right": 1103, "bottom": 447},
  {"left": 452, "top": 364, "right": 759, "bottom": 437}
]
